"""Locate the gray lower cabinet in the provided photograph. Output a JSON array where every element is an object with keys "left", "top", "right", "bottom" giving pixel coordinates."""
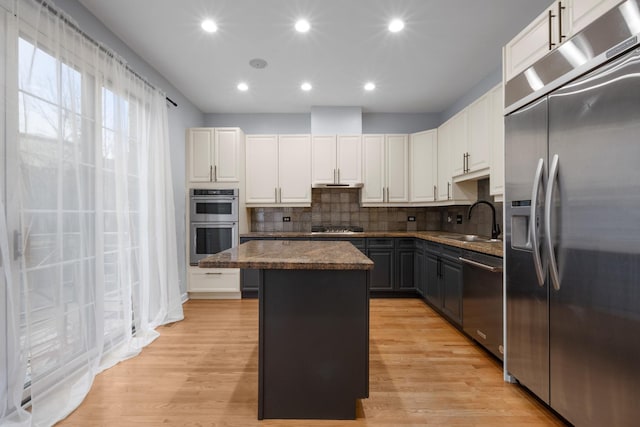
[
  {"left": 413, "top": 241, "right": 426, "bottom": 296},
  {"left": 423, "top": 242, "right": 463, "bottom": 327},
  {"left": 396, "top": 239, "right": 416, "bottom": 292},
  {"left": 367, "top": 238, "right": 395, "bottom": 291}
]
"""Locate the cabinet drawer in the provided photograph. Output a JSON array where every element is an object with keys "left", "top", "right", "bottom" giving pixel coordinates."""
[
  {"left": 424, "top": 241, "right": 441, "bottom": 254},
  {"left": 189, "top": 268, "right": 240, "bottom": 292},
  {"left": 396, "top": 238, "right": 415, "bottom": 249},
  {"left": 367, "top": 238, "right": 394, "bottom": 248},
  {"left": 441, "top": 245, "right": 462, "bottom": 261}
]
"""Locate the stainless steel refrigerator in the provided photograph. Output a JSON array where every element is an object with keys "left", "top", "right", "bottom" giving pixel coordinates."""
[{"left": 505, "top": 2, "right": 640, "bottom": 425}]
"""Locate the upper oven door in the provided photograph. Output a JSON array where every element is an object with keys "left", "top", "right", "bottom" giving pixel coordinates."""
[{"left": 190, "top": 195, "right": 238, "bottom": 223}]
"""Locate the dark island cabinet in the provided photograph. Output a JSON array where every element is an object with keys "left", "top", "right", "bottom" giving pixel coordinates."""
[{"left": 239, "top": 237, "right": 264, "bottom": 298}]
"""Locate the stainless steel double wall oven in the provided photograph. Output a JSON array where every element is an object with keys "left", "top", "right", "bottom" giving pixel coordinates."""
[{"left": 189, "top": 188, "right": 238, "bottom": 265}]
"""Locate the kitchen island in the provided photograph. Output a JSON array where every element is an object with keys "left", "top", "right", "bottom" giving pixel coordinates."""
[{"left": 199, "top": 240, "right": 374, "bottom": 420}]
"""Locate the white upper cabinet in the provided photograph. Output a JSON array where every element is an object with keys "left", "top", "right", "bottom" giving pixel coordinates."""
[
  {"left": 437, "top": 120, "right": 453, "bottom": 201},
  {"left": 336, "top": 135, "right": 362, "bottom": 184},
  {"left": 570, "top": 0, "right": 621, "bottom": 34},
  {"left": 409, "top": 129, "right": 438, "bottom": 203},
  {"left": 449, "top": 110, "right": 470, "bottom": 177},
  {"left": 187, "top": 127, "right": 241, "bottom": 183},
  {"left": 311, "top": 135, "right": 362, "bottom": 185},
  {"left": 245, "top": 134, "right": 311, "bottom": 206},
  {"left": 437, "top": 117, "right": 478, "bottom": 204},
  {"left": 278, "top": 135, "right": 312, "bottom": 204},
  {"left": 504, "top": 0, "right": 621, "bottom": 83},
  {"left": 361, "top": 134, "right": 408, "bottom": 205},
  {"left": 490, "top": 84, "right": 505, "bottom": 200},
  {"left": 386, "top": 134, "right": 409, "bottom": 203},
  {"left": 466, "top": 93, "right": 492, "bottom": 175},
  {"left": 361, "top": 134, "right": 385, "bottom": 203},
  {"left": 311, "top": 135, "right": 337, "bottom": 184},
  {"left": 245, "top": 135, "right": 279, "bottom": 204},
  {"left": 504, "top": 1, "right": 570, "bottom": 82}
]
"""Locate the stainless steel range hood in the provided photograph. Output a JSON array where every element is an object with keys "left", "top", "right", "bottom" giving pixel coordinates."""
[{"left": 312, "top": 182, "right": 363, "bottom": 189}]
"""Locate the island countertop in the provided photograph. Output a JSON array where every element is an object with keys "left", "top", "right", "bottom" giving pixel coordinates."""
[{"left": 199, "top": 240, "right": 374, "bottom": 270}]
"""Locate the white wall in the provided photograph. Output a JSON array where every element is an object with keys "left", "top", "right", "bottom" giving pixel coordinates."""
[
  {"left": 205, "top": 112, "right": 442, "bottom": 134},
  {"left": 204, "top": 113, "right": 310, "bottom": 134},
  {"left": 52, "top": 0, "right": 205, "bottom": 297}
]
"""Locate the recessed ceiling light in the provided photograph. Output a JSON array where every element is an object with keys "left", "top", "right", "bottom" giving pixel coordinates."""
[
  {"left": 201, "top": 19, "right": 218, "bottom": 33},
  {"left": 237, "top": 82, "right": 249, "bottom": 91},
  {"left": 364, "top": 82, "right": 376, "bottom": 91},
  {"left": 388, "top": 19, "right": 405, "bottom": 33},
  {"left": 301, "top": 82, "right": 312, "bottom": 91},
  {"left": 295, "top": 19, "right": 311, "bottom": 33}
]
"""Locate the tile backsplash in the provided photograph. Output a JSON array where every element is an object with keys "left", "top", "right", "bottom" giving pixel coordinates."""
[{"left": 250, "top": 179, "right": 503, "bottom": 238}]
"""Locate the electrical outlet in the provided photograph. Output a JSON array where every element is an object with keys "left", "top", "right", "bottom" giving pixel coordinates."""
[
  {"left": 456, "top": 214, "right": 463, "bottom": 224},
  {"left": 283, "top": 216, "right": 291, "bottom": 222},
  {"left": 407, "top": 216, "right": 416, "bottom": 222}
]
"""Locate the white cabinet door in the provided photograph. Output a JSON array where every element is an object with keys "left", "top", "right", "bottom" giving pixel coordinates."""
[
  {"left": 467, "top": 94, "right": 491, "bottom": 173},
  {"left": 245, "top": 135, "right": 278, "bottom": 204},
  {"left": 437, "top": 121, "right": 452, "bottom": 201},
  {"left": 386, "top": 134, "right": 409, "bottom": 203},
  {"left": 361, "top": 134, "right": 385, "bottom": 203},
  {"left": 490, "top": 85, "right": 505, "bottom": 198},
  {"left": 188, "top": 268, "right": 240, "bottom": 293},
  {"left": 214, "top": 128, "right": 240, "bottom": 182},
  {"left": 336, "top": 135, "right": 362, "bottom": 184},
  {"left": 504, "top": 1, "right": 570, "bottom": 82},
  {"left": 450, "top": 112, "right": 468, "bottom": 177},
  {"left": 311, "top": 135, "right": 337, "bottom": 184},
  {"left": 409, "top": 129, "right": 438, "bottom": 203},
  {"left": 187, "top": 128, "right": 214, "bottom": 182},
  {"left": 571, "top": 0, "right": 619, "bottom": 34},
  {"left": 278, "top": 135, "right": 311, "bottom": 204}
]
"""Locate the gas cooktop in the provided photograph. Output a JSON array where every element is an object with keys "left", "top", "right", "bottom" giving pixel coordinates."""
[{"left": 311, "top": 225, "right": 364, "bottom": 234}]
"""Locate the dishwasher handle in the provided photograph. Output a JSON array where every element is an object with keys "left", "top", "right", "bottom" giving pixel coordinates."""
[{"left": 459, "top": 257, "right": 503, "bottom": 273}]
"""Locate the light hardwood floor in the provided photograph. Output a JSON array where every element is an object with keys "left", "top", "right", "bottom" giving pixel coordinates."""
[{"left": 59, "top": 299, "right": 564, "bottom": 426}]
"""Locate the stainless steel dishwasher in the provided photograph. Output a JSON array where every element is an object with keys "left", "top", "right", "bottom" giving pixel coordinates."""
[{"left": 460, "top": 250, "right": 504, "bottom": 361}]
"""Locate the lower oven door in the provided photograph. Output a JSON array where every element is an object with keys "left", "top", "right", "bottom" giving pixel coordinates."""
[{"left": 190, "top": 222, "right": 237, "bottom": 265}]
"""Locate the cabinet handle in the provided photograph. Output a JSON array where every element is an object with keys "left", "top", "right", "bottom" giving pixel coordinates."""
[
  {"left": 209, "top": 165, "right": 213, "bottom": 182},
  {"left": 337, "top": 168, "right": 340, "bottom": 183},
  {"left": 279, "top": 187, "right": 282, "bottom": 203},
  {"left": 213, "top": 165, "right": 217, "bottom": 181},
  {"left": 275, "top": 187, "right": 278, "bottom": 202},
  {"left": 447, "top": 182, "right": 451, "bottom": 200},
  {"left": 462, "top": 153, "right": 466, "bottom": 172},
  {"left": 466, "top": 152, "right": 470, "bottom": 173},
  {"left": 548, "top": 9, "right": 556, "bottom": 50},
  {"left": 558, "top": 1, "right": 566, "bottom": 43},
  {"left": 205, "top": 272, "right": 223, "bottom": 275},
  {"left": 433, "top": 185, "right": 437, "bottom": 200}
]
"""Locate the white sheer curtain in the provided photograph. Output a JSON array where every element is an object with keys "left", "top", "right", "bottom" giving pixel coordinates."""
[{"left": 1, "top": 1, "right": 184, "bottom": 425}]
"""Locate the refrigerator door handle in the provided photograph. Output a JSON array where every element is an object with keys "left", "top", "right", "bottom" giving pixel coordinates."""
[
  {"left": 545, "top": 154, "right": 561, "bottom": 291},
  {"left": 530, "top": 158, "right": 546, "bottom": 287}
]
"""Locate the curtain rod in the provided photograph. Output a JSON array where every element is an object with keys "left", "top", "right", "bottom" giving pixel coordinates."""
[{"left": 33, "top": 0, "right": 178, "bottom": 108}]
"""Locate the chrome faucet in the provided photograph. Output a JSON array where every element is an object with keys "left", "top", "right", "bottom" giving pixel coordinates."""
[{"left": 468, "top": 200, "right": 501, "bottom": 239}]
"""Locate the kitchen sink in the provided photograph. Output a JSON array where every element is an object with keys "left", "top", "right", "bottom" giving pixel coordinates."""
[{"left": 438, "top": 234, "right": 501, "bottom": 243}]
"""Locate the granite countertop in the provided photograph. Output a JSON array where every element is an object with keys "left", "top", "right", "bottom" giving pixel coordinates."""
[
  {"left": 199, "top": 240, "right": 375, "bottom": 270},
  {"left": 240, "top": 231, "right": 503, "bottom": 257}
]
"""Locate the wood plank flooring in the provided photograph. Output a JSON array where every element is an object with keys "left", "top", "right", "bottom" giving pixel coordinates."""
[{"left": 58, "top": 299, "right": 564, "bottom": 426}]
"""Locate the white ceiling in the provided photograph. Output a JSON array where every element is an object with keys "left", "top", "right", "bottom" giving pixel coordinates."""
[{"left": 78, "top": 0, "right": 551, "bottom": 114}]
